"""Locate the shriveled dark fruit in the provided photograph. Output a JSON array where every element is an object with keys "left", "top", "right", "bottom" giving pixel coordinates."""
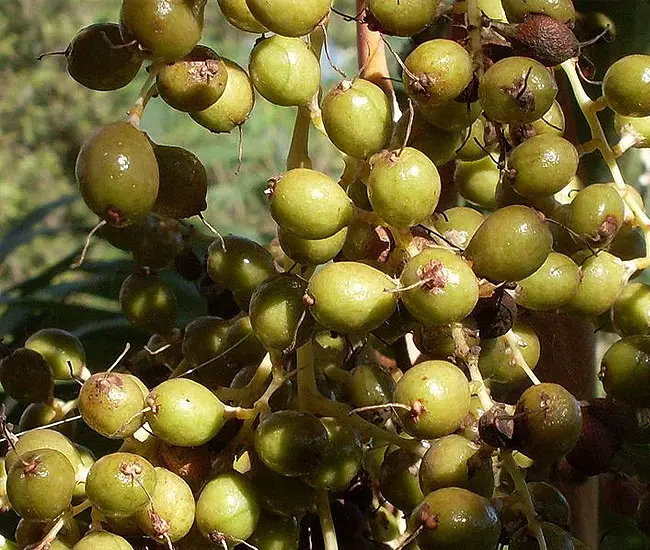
[
  {"left": 73, "top": 530, "right": 135, "bottom": 550},
  {"left": 268, "top": 168, "right": 353, "bottom": 240},
  {"left": 86, "top": 452, "right": 156, "bottom": 517},
  {"left": 394, "top": 360, "right": 471, "bottom": 439},
  {"left": 399, "top": 248, "right": 479, "bottom": 326},
  {"left": 79, "top": 372, "right": 146, "bottom": 439},
  {"left": 151, "top": 143, "right": 207, "bottom": 219},
  {"left": 245, "top": 0, "right": 331, "bottom": 37},
  {"left": 119, "top": 272, "right": 177, "bottom": 334},
  {"left": 277, "top": 226, "right": 347, "bottom": 266},
  {"left": 603, "top": 55, "right": 650, "bottom": 117},
  {"left": 249, "top": 274, "right": 314, "bottom": 352},
  {"left": 217, "top": 0, "right": 267, "bottom": 33},
  {"left": 76, "top": 122, "right": 159, "bottom": 226},
  {"left": 249, "top": 35, "right": 320, "bottom": 107},
  {"left": 24, "top": 328, "right": 86, "bottom": 380},
  {"left": 508, "top": 522, "right": 575, "bottom": 550},
  {"left": 419, "top": 434, "right": 494, "bottom": 498},
  {"left": 472, "top": 289, "right": 518, "bottom": 340},
  {"left": 145, "top": 378, "right": 227, "bottom": 446},
  {"left": 465, "top": 205, "right": 553, "bottom": 282},
  {"left": 190, "top": 59, "right": 255, "bottom": 133},
  {"left": 135, "top": 467, "right": 195, "bottom": 542},
  {"left": 157, "top": 45, "right": 228, "bottom": 112},
  {"left": 254, "top": 410, "right": 328, "bottom": 477},
  {"left": 195, "top": 470, "right": 260, "bottom": 543},
  {"left": 600, "top": 336, "right": 650, "bottom": 407},
  {"left": 402, "top": 39, "right": 473, "bottom": 107},
  {"left": 322, "top": 78, "right": 393, "bottom": 159},
  {"left": 366, "top": 0, "right": 437, "bottom": 37},
  {"left": 491, "top": 15, "right": 579, "bottom": 67},
  {"left": 501, "top": 0, "right": 576, "bottom": 25},
  {"left": 0, "top": 348, "right": 53, "bottom": 403},
  {"left": 206, "top": 235, "right": 276, "bottom": 309},
  {"left": 120, "top": 0, "right": 205, "bottom": 62},
  {"left": 306, "top": 262, "right": 397, "bottom": 335},
  {"left": 513, "top": 383, "right": 583, "bottom": 463},
  {"left": 478, "top": 56, "right": 558, "bottom": 124},
  {"left": 7, "top": 449, "right": 76, "bottom": 521},
  {"left": 63, "top": 23, "right": 143, "bottom": 91},
  {"left": 409, "top": 487, "right": 501, "bottom": 550}
]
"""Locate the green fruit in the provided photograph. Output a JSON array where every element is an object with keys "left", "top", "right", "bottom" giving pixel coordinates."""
[
  {"left": 245, "top": 0, "right": 331, "bottom": 37},
  {"left": 304, "top": 418, "right": 362, "bottom": 491},
  {"left": 525, "top": 481, "right": 571, "bottom": 529},
  {"left": 196, "top": 470, "right": 260, "bottom": 542},
  {"left": 136, "top": 467, "right": 195, "bottom": 542},
  {"left": 119, "top": 272, "right": 177, "bottom": 334},
  {"left": 248, "top": 513, "right": 299, "bottom": 550},
  {"left": 5, "top": 429, "right": 81, "bottom": 475},
  {"left": 479, "top": 322, "right": 540, "bottom": 383},
  {"left": 344, "top": 362, "right": 396, "bottom": 409},
  {"left": 157, "top": 45, "right": 228, "bottom": 112},
  {"left": 508, "top": 135, "right": 579, "bottom": 198},
  {"left": 518, "top": 99, "right": 566, "bottom": 138},
  {"left": 79, "top": 372, "right": 146, "bottom": 439},
  {"left": 501, "top": 0, "right": 575, "bottom": 24},
  {"left": 379, "top": 449, "right": 424, "bottom": 514},
  {"left": 249, "top": 36, "right": 320, "bottom": 106},
  {"left": 514, "top": 383, "right": 582, "bottom": 462},
  {"left": 394, "top": 360, "right": 470, "bottom": 439},
  {"left": 152, "top": 143, "right": 208, "bottom": 219},
  {"left": 269, "top": 168, "right": 352, "bottom": 240},
  {"left": 455, "top": 157, "right": 500, "bottom": 209},
  {"left": 277, "top": 226, "right": 347, "bottom": 265},
  {"left": 24, "top": 328, "right": 85, "bottom": 380},
  {"left": 145, "top": 378, "right": 227, "bottom": 446},
  {"left": 564, "top": 251, "right": 625, "bottom": 317},
  {"left": 367, "top": 147, "right": 441, "bottom": 228},
  {"left": 341, "top": 216, "right": 388, "bottom": 264},
  {"left": 419, "top": 434, "right": 494, "bottom": 498},
  {"left": 253, "top": 463, "right": 317, "bottom": 517},
  {"left": 249, "top": 274, "right": 313, "bottom": 352},
  {"left": 613, "top": 283, "right": 650, "bottom": 336},
  {"left": 457, "top": 117, "right": 492, "bottom": 161},
  {"left": 182, "top": 316, "right": 230, "bottom": 368},
  {"left": 217, "top": 0, "right": 267, "bottom": 32},
  {"left": 569, "top": 183, "right": 625, "bottom": 247},
  {"left": 75, "top": 122, "right": 159, "bottom": 226},
  {"left": 509, "top": 522, "right": 575, "bottom": 550},
  {"left": 7, "top": 449, "right": 76, "bottom": 521},
  {"left": 254, "top": 410, "right": 328, "bottom": 477},
  {"left": 120, "top": 0, "right": 205, "bottom": 62},
  {"left": 18, "top": 399, "right": 70, "bottom": 435},
  {"left": 0, "top": 348, "right": 53, "bottom": 403},
  {"left": 410, "top": 487, "right": 501, "bottom": 550},
  {"left": 600, "top": 336, "right": 650, "bottom": 406},
  {"left": 322, "top": 79, "right": 392, "bottom": 159},
  {"left": 64, "top": 23, "right": 142, "bottom": 91},
  {"left": 16, "top": 514, "right": 81, "bottom": 548},
  {"left": 603, "top": 55, "right": 650, "bottom": 117},
  {"left": 515, "top": 252, "right": 580, "bottom": 310},
  {"left": 190, "top": 59, "right": 255, "bottom": 133},
  {"left": 465, "top": 205, "right": 553, "bottom": 282},
  {"left": 73, "top": 531, "right": 134, "bottom": 550},
  {"left": 430, "top": 207, "right": 485, "bottom": 250},
  {"left": 615, "top": 114, "right": 650, "bottom": 149},
  {"left": 306, "top": 262, "right": 397, "bottom": 334},
  {"left": 399, "top": 248, "right": 479, "bottom": 326},
  {"left": 419, "top": 100, "right": 483, "bottom": 132},
  {"left": 366, "top": 0, "right": 437, "bottom": 37},
  {"left": 479, "top": 57, "right": 558, "bottom": 124},
  {"left": 403, "top": 39, "right": 473, "bottom": 107}
]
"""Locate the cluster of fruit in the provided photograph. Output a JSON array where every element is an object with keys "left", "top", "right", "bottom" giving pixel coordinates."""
[{"left": 5, "top": 0, "right": 650, "bottom": 548}]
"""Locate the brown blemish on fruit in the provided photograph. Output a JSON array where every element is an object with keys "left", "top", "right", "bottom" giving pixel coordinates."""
[
  {"left": 417, "top": 260, "right": 447, "bottom": 294},
  {"left": 418, "top": 503, "right": 440, "bottom": 531},
  {"left": 597, "top": 215, "right": 619, "bottom": 243},
  {"left": 106, "top": 206, "right": 125, "bottom": 226},
  {"left": 149, "top": 508, "right": 171, "bottom": 537},
  {"left": 187, "top": 59, "right": 222, "bottom": 85},
  {"left": 502, "top": 71, "right": 536, "bottom": 114},
  {"left": 410, "top": 399, "right": 425, "bottom": 423},
  {"left": 303, "top": 293, "right": 315, "bottom": 307}
]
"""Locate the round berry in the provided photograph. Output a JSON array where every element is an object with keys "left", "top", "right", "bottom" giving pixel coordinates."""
[
  {"left": 455, "top": 157, "right": 500, "bottom": 209},
  {"left": 501, "top": 0, "right": 576, "bottom": 25},
  {"left": 569, "top": 183, "right": 625, "bottom": 247},
  {"left": 430, "top": 207, "right": 485, "bottom": 250},
  {"left": 603, "top": 55, "right": 650, "bottom": 117},
  {"left": 73, "top": 531, "right": 134, "bottom": 550},
  {"left": 245, "top": 0, "right": 331, "bottom": 37},
  {"left": 24, "top": 328, "right": 85, "bottom": 381},
  {"left": 379, "top": 449, "right": 424, "bottom": 514},
  {"left": 366, "top": 0, "right": 437, "bottom": 37},
  {"left": 612, "top": 283, "right": 650, "bottom": 336},
  {"left": 479, "top": 322, "right": 540, "bottom": 383},
  {"left": 217, "top": 0, "right": 266, "bottom": 33},
  {"left": 119, "top": 272, "right": 177, "bottom": 334},
  {"left": 0, "top": 348, "right": 53, "bottom": 403},
  {"left": 277, "top": 226, "right": 347, "bottom": 265},
  {"left": 515, "top": 252, "right": 580, "bottom": 310},
  {"left": 600, "top": 336, "right": 650, "bottom": 406}
]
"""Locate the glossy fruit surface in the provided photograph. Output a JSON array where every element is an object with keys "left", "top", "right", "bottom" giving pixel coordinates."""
[
  {"left": 479, "top": 322, "right": 540, "bottom": 383},
  {"left": 600, "top": 335, "right": 650, "bottom": 406},
  {"left": 455, "top": 157, "right": 500, "bottom": 208},
  {"left": 24, "top": 328, "right": 85, "bottom": 380},
  {"left": 322, "top": 79, "right": 392, "bottom": 159},
  {"left": 603, "top": 55, "right": 650, "bottom": 117},
  {"left": 4, "top": 429, "right": 81, "bottom": 474},
  {"left": 277, "top": 226, "right": 347, "bottom": 265},
  {"left": 569, "top": 183, "right": 625, "bottom": 247},
  {"left": 515, "top": 252, "right": 580, "bottom": 310},
  {"left": 430, "top": 207, "right": 485, "bottom": 250},
  {"left": 119, "top": 272, "right": 177, "bottom": 334},
  {"left": 379, "top": 449, "right": 424, "bottom": 514},
  {"left": 217, "top": 0, "right": 267, "bottom": 32},
  {"left": 366, "top": 0, "right": 437, "bottom": 36},
  {"left": 501, "top": 0, "right": 576, "bottom": 24},
  {"left": 394, "top": 360, "right": 470, "bottom": 439},
  {"left": 73, "top": 530, "right": 134, "bottom": 550},
  {"left": 612, "top": 283, "right": 650, "bottom": 336},
  {"left": 246, "top": 0, "right": 331, "bottom": 37},
  {"left": 75, "top": 122, "right": 159, "bottom": 226}
]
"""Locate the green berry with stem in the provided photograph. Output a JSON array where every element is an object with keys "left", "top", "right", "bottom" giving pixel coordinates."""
[
  {"left": 430, "top": 207, "right": 485, "bottom": 250},
  {"left": 479, "top": 322, "right": 540, "bottom": 383},
  {"left": 569, "top": 183, "right": 625, "bottom": 247},
  {"left": 455, "top": 157, "right": 500, "bottom": 209},
  {"left": 119, "top": 272, "right": 177, "bottom": 334},
  {"left": 366, "top": 0, "right": 438, "bottom": 37}
]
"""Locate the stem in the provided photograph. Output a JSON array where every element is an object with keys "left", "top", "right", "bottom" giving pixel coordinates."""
[
  {"left": 504, "top": 330, "right": 541, "bottom": 385},
  {"left": 127, "top": 61, "right": 164, "bottom": 127},
  {"left": 286, "top": 108, "right": 314, "bottom": 170},
  {"left": 214, "top": 354, "right": 273, "bottom": 406},
  {"left": 72, "top": 499, "right": 92, "bottom": 516},
  {"left": 356, "top": 0, "right": 394, "bottom": 99},
  {"left": 30, "top": 516, "right": 65, "bottom": 550},
  {"left": 451, "top": 323, "right": 494, "bottom": 411},
  {"left": 466, "top": 0, "right": 483, "bottom": 75},
  {"left": 317, "top": 489, "right": 339, "bottom": 550},
  {"left": 501, "top": 451, "right": 547, "bottom": 550}
]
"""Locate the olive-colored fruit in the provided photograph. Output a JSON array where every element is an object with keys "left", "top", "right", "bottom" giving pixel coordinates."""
[
  {"left": 145, "top": 378, "right": 227, "bottom": 446},
  {"left": 516, "top": 252, "right": 580, "bottom": 311},
  {"left": 0, "top": 348, "right": 53, "bottom": 403},
  {"left": 400, "top": 248, "right": 479, "bottom": 326},
  {"left": 182, "top": 316, "right": 230, "bottom": 368},
  {"left": 366, "top": 0, "right": 437, "bottom": 36},
  {"left": 120, "top": 0, "right": 205, "bottom": 61},
  {"left": 569, "top": 183, "right": 625, "bottom": 247},
  {"left": 306, "top": 262, "right": 397, "bottom": 335},
  {"left": 514, "top": 383, "right": 583, "bottom": 462},
  {"left": 344, "top": 361, "right": 396, "bottom": 410},
  {"left": 73, "top": 531, "right": 134, "bottom": 550},
  {"left": 394, "top": 360, "right": 470, "bottom": 439},
  {"left": 217, "top": 0, "right": 267, "bottom": 33},
  {"left": 86, "top": 452, "right": 156, "bottom": 517},
  {"left": 419, "top": 100, "right": 483, "bottom": 132},
  {"left": 277, "top": 226, "right": 347, "bottom": 266},
  {"left": 430, "top": 207, "right": 485, "bottom": 250},
  {"left": 509, "top": 521, "right": 575, "bottom": 550},
  {"left": 501, "top": 0, "right": 575, "bottom": 25},
  {"left": 24, "top": 328, "right": 85, "bottom": 380},
  {"left": 245, "top": 0, "right": 331, "bottom": 37},
  {"left": 195, "top": 470, "right": 260, "bottom": 542},
  {"left": 119, "top": 272, "right": 177, "bottom": 334},
  {"left": 479, "top": 322, "right": 540, "bottom": 383},
  {"left": 79, "top": 372, "right": 146, "bottom": 439},
  {"left": 465, "top": 205, "right": 553, "bottom": 282},
  {"left": 16, "top": 513, "right": 81, "bottom": 548},
  {"left": 248, "top": 513, "right": 299, "bottom": 550},
  {"left": 322, "top": 79, "right": 393, "bottom": 159},
  {"left": 253, "top": 463, "right": 318, "bottom": 517},
  {"left": 457, "top": 117, "right": 492, "bottom": 162},
  {"left": 410, "top": 487, "right": 501, "bottom": 550},
  {"left": 603, "top": 55, "right": 650, "bottom": 117},
  {"left": 455, "top": 157, "right": 500, "bottom": 209},
  {"left": 64, "top": 23, "right": 142, "bottom": 91},
  {"left": 613, "top": 283, "right": 650, "bottom": 336},
  {"left": 615, "top": 113, "right": 650, "bottom": 149},
  {"left": 5, "top": 429, "right": 82, "bottom": 475},
  {"left": 379, "top": 449, "right": 424, "bottom": 514},
  {"left": 600, "top": 336, "right": 650, "bottom": 406},
  {"left": 75, "top": 122, "right": 159, "bottom": 226}
]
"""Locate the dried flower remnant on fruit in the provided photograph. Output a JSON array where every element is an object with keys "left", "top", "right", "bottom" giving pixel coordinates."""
[
  {"left": 418, "top": 503, "right": 440, "bottom": 531},
  {"left": 417, "top": 260, "right": 448, "bottom": 293}
]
